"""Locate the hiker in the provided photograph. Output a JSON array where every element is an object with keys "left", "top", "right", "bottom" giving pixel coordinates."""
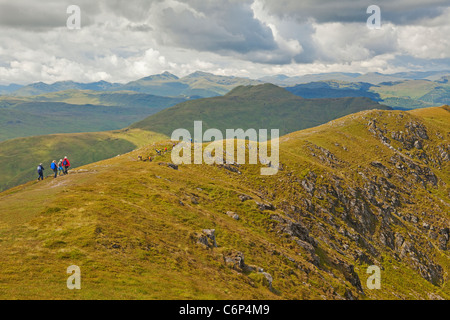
[
  {"left": 58, "top": 159, "right": 64, "bottom": 176},
  {"left": 149, "top": 156, "right": 152, "bottom": 162},
  {"left": 50, "top": 160, "right": 58, "bottom": 178},
  {"left": 62, "top": 156, "right": 70, "bottom": 175},
  {"left": 155, "top": 149, "right": 161, "bottom": 155},
  {"left": 37, "top": 163, "right": 44, "bottom": 181}
]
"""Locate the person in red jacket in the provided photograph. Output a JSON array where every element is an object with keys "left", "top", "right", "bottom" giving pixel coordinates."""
[{"left": 62, "top": 156, "right": 71, "bottom": 175}]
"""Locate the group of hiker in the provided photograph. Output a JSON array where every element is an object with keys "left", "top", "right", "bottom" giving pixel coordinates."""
[
  {"left": 138, "top": 145, "right": 173, "bottom": 162},
  {"left": 37, "top": 156, "right": 70, "bottom": 181}
]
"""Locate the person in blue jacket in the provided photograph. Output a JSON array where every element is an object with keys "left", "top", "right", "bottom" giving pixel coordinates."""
[
  {"left": 50, "top": 160, "right": 58, "bottom": 178},
  {"left": 37, "top": 163, "right": 44, "bottom": 181}
]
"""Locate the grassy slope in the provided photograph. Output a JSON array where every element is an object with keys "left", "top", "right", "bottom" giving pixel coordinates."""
[
  {"left": 0, "top": 94, "right": 184, "bottom": 141},
  {"left": 370, "top": 80, "right": 439, "bottom": 99},
  {"left": 11, "top": 90, "right": 186, "bottom": 109},
  {"left": 369, "top": 80, "right": 450, "bottom": 109},
  {"left": 131, "top": 83, "right": 389, "bottom": 137},
  {"left": 0, "top": 106, "right": 448, "bottom": 299},
  {"left": 0, "top": 129, "right": 167, "bottom": 192}
]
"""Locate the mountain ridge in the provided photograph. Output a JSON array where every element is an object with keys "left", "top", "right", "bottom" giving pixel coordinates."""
[{"left": 0, "top": 106, "right": 448, "bottom": 299}]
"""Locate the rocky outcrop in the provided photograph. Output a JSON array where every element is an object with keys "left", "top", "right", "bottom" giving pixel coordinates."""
[
  {"left": 271, "top": 214, "right": 319, "bottom": 265},
  {"left": 255, "top": 201, "right": 275, "bottom": 211},
  {"left": 334, "top": 258, "right": 364, "bottom": 293},
  {"left": 223, "top": 251, "right": 246, "bottom": 271},
  {"left": 195, "top": 229, "right": 217, "bottom": 249},
  {"left": 158, "top": 162, "right": 178, "bottom": 170},
  {"left": 222, "top": 250, "right": 273, "bottom": 291},
  {"left": 225, "top": 211, "right": 240, "bottom": 220},
  {"left": 218, "top": 163, "right": 242, "bottom": 174},
  {"left": 238, "top": 194, "right": 253, "bottom": 202},
  {"left": 307, "top": 144, "right": 342, "bottom": 168}
]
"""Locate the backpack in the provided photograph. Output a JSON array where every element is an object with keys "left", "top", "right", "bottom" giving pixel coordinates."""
[
  {"left": 51, "top": 163, "right": 56, "bottom": 170},
  {"left": 37, "top": 165, "right": 43, "bottom": 172}
]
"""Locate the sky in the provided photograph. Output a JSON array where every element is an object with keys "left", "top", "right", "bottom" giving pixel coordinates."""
[{"left": 0, "top": 0, "right": 450, "bottom": 85}]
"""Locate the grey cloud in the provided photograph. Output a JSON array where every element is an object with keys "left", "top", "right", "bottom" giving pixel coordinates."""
[
  {"left": 156, "top": 1, "right": 277, "bottom": 55},
  {"left": 100, "top": 0, "right": 155, "bottom": 22},
  {"left": 0, "top": 0, "right": 99, "bottom": 30},
  {"left": 259, "top": 0, "right": 450, "bottom": 25}
]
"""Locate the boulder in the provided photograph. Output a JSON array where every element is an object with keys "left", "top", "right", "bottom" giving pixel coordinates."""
[
  {"left": 238, "top": 194, "right": 253, "bottom": 202},
  {"left": 223, "top": 251, "right": 246, "bottom": 271},
  {"left": 226, "top": 211, "right": 239, "bottom": 220},
  {"left": 196, "top": 229, "right": 217, "bottom": 248}
]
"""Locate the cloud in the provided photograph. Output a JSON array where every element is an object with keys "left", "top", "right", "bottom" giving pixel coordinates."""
[
  {"left": 396, "top": 8, "right": 450, "bottom": 59},
  {"left": 152, "top": 0, "right": 278, "bottom": 55},
  {"left": 0, "top": 0, "right": 449, "bottom": 85},
  {"left": 258, "top": 0, "right": 450, "bottom": 25},
  {"left": 0, "top": 0, "right": 99, "bottom": 30}
]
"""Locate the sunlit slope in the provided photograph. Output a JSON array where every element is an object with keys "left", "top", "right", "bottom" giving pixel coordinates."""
[
  {"left": 0, "top": 106, "right": 448, "bottom": 299},
  {"left": 0, "top": 129, "right": 167, "bottom": 192}
]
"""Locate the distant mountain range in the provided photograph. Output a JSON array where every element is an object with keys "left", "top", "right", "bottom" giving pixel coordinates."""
[
  {"left": 5, "top": 71, "right": 262, "bottom": 98},
  {"left": 3, "top": 70, "right": 450, "bottom": 98},
  {"left": 259, "top": 70, "right": 450, "bottom": 86}
]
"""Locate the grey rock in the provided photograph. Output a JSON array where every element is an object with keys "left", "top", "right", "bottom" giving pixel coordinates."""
[{"left": 226, "top": 211, "right": 240, "bottom": 220}]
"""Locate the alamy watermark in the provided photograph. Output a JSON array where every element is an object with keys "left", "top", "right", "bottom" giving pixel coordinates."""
[
  {"left": 366, "top": 265, "right": 381, "bottom": 289},
  {"left": 171, "top": 121, "right": 280, "bottom": 175},
  {"left": 67, "top": 5, "right": 81, "bottom": 30},
  {"left": 367, "top": 5, "right": 381, "bottom": 29},
  {"left": 67, "top": 265, "right": 81, "bottom": 289}
]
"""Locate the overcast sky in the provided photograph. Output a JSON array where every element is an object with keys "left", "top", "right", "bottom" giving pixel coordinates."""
[{"left": 0, "top": 0, "right": 449, "bottom": 84}]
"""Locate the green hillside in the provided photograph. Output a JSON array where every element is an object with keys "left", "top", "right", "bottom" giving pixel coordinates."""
[
  {"left": 20, "top": 90, "right": 186, "bottom": 109},
  {"left": 368, "top": 80, "right": 450, "bottom": 109},
  {"left": 131, "top": 83, "right": 390, "bottom": 137},
  {"left": 9, "top": 80, "right": 122, "bottom": 97},
  {"left": 0, "top": 106, "right": 448, "bottom": 299},
  {"left": 0, "top": 129, "right": 167, "bottom": 192},
  {"left": 0, "top": 94, "right": 183, "bottom": 141}
]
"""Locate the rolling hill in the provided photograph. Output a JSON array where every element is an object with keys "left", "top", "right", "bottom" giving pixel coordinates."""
[
  {"left": 0, "top": 106, "right": 448, "bottom": 299},
  {"left": 0, "top": 94, "right": 184, "bottom": 141},
  {"left": 9, "top": 80, "right": 122, "bottom": 97},
  {"left": 259, "top": 70, "right": 450, "bottom": 86},
  {"left": 131, "top": 83, "right": 390, "bottom": 137},
  {"left": 285, "top": 81, "right": 382, "bottom": 101},
  {"left": 284, "top": 79, "right": 450, "bottom": 111},
  {"left": 0, "top": 129, "right": 167, "bottom": 192},
  {"left": 16, "top": 90, "right": 187, "bottom": 108}
]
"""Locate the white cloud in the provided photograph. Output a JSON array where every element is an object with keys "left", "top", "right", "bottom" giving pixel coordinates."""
[{"left": 0, "top": 0, "right": 449, "bottom": 85}]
